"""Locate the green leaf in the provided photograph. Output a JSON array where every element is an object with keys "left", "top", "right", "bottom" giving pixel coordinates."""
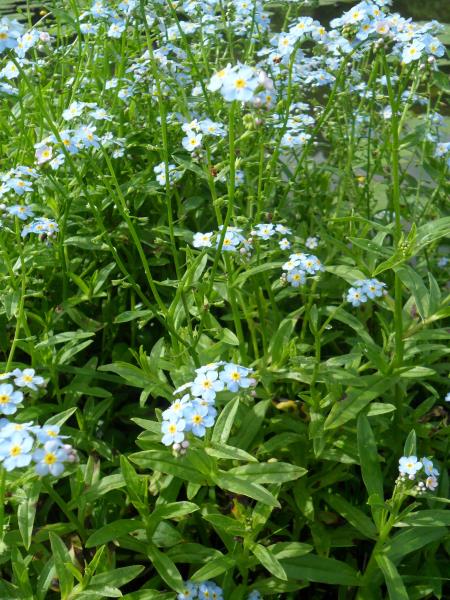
[
  {"left": 205, "top": 441, "right": 258, "bottom": 462},
  {"left": 415, "top": 217, "right": 450, "bottom": 251},
  {"left": 147, "top": 543, "right": 184, "bottom": 593},
  {"left": 395, "top": 510, "right": 450, "bottom": 527},
  {"left": 11, "top": 547, "right": 33, "bottom": 599},
  {"left": 86, "top": 520, "right": 143, "bottom": 548},
  {"left": 202, "top": 513, "right": 247, "bottom": 536},
  {"left": 397, "top": 266, "right": 429, "bottom": 319},
  {"left": 45, "top": 407, "right": 78, "bottom": 427},
  {"left": 325, "top": 377, "right": 392, "bottom": 429},
  {"left": 386, "top": 527, "right": 447, "bottom": 563},
  {"left": 89, "top": 566, "right": 145, "bottom": 589},
  {"left": 357, "top": 415, "right": 384, "bottom": 529},
  {"left": 269, "top": 317, "right": 297, "bottom": 365},
  {"left": 191, "top": 555, "right": 236, "bottom": 581},
  {"left": 214, "top": 471, "right": 280, "bottom": 507},
  {"left": 230, "top": 399, "right": 270, "bottom": 451},
  {"left": 325, "top": 493, "right": 377, "bottom": 539},
  {"left": 232, "top": 262, "right": 283, "bottom": 287},
  {"left": 18, "top": 480, "right": 41, "bottom": 550},
  {"left": 49, "top": 532, "right": 73, "bottom": 600},
  {"left": 250, "top": 543, "right": 287, "bottom": 580},
  {"left": 403, "top": 430, "right": 416, "bottom": 456},
  {"left": 146, "top": 501, "right": 200, "bottom": 536},
  {"left": 129, "top": 451, "right": 207, "bottom": 484},
  {"left": 280, "top": 554, "right": 360, "bottom": 586},
  {"left": 269, "top": 542, "right": 313, "bottom": 559},
  {"left": 375, "top": 555, "right": 409, "bottom": 600},
  {"left": 114, "top": 309, "right": 153, "bottom": 323},
  {"left": 211, "top": 397, "right": 240, "bottom": 444},
  {"left": 71, "top": 474, "right": 125, "bottom": 506},
  {"left": 120, "top": 455, "right": 145, "bottom": 507},
  {"left": 228, "top": 462, "right": 306, "bottom": 484}
]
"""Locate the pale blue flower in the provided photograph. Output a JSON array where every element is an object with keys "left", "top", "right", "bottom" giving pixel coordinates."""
[
  {"left": 161, "top": 419, "right": 186, "bottom": 446},
  {"left": 399, "top": 455, "right": 422, "bottom": 478},
  {"left": 421, "top": 457, "right": 439, "bottom": 477},
  {"left": 0, "top": 432, "right": 33, "bottom": 471},
  {"left": 191, "top": 370, "right": 224, "bottom": 402},
  {"left": 33, "top": 441, "right": 68, "bottom": 476},
  {"left": 184, "top": 404, "right": 214, "bottom": 437},
  {"left": 219, "top": 363, "right": 253, "bottom": 392},
  {"left": 12, "top": 368, "right": 44, "bottom": 391},
  {"left": 0, "top": 384, "right": 23, "bottom": 415}
]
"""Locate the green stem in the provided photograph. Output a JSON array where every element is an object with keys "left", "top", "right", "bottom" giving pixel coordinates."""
[
  {"left": 42, "top": 479, "right": 87, "bottom": 542},
  {"left": 382, "top": 53, "right": 403, "bottom": 370}
]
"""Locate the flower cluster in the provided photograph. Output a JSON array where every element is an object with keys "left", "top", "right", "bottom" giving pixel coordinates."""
[
  {"left": 177, "top": 580, "right": 262, "bottom": 600},
  {"left": 208, "top": 63, "right": 273, "bottom": 104},
  {"left": 346, "top": 278, "right": 387, "bottom": 307},
  {"left": 21, "top": 217, "right": 59, "bottom": 239},
  {"left": 398, "top": 455, "right": 439, "bottom": 492},
  {"left": 161, "top": 362, "right": 255, "bottom": 452},
  {"left": 79, "top": 0, "right": 137, "bottom": 38},
  {"left": 193, "top": 223, "right": 292, "bottom": 252},
  {"left": 181, "top": 118, "right": 226, "bottom": 155},
  {"left": 154, "top": 162, "right": 183, "bottom": 187},
  {"left": 281, "top": 251, "right": 324, "bottom": 288},
  {"left": 0, "top": 368, "right": 77, "bottom": 476}
]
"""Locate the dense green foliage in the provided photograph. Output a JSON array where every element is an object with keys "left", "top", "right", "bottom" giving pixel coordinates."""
[{"left": 0, "top": 0, "right": 449, "bottom": 598}]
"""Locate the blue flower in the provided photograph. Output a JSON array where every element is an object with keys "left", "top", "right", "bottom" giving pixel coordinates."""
[
  {"left": 184, "top": 404, "right": 214, "bottom": 437},
  {"left": 247, "top": 591, "right": 263, "bottom": 600},
  {"left": 399, "top": 455, "right": 422, "bottom": 478},
  {"left": 402, "top": 39, "right": 425, "bottom": 64},
  {"left": 12, "top": 368, "right": 44, "bottom": 391},
  {"left": 252, "top": 223, "right": 275, "bottom": 240},
  {"left": 161, "top": 419, "right": 186, "bottom": 446},
  {"left": 220, "top": 65, "right": 259, "bottom": 102},
  {"left": 162, "top": 394, "right": 191, "bottom": 422},
  {"left": 191, "top": 370, "right": 224, "bottom": 402},
  {"left": 421, "top": 457, "right": 439, "bottom": 477},
  {"left": 177, "top": 581, "right": 198, "bottom": 600},
  {"left": 347, "top": 286, "right": 367, "bottom": 307},
  {"left": 35, "top": 424, "right": 68, "bottom": 444},
  {"left": 0, "top": 384, "right": 23, "bottom": 415},
  {"left": 0, "top": 432, "right": 33, "bottom": 471},
  {"left": 287, "top": 268, "right": 306, "bottom": 287},
  {"left": 5, "top": 205, "right": 34, "bottom": 220},
  {"left": 219, "top": 363, "right": 253, "bottom": 392},
  {"left": 21, "top": 218, "right": 59, "bottom": 238},
  {"left": 33, "top": 441, "right": 70, "bottom": 476}
]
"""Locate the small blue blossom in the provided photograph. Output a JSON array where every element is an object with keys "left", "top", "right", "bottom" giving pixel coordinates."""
[
  {"left": 5, "top": 205, "right": 34, "bottom": 220},
  {"left": 399, "top": 455, "right": 422, "bottom": 479},
  {"left": 161, "top": 419, "right": 186, "bottom": 446},
  {"left": 0, "top": 384, "right": 23, "bottom": 415},
  {"left": 219, "top": 363, "right": 253, "bottom": 392},
  {"left": 33, "top": 441, "right": 69, "bottom": 476},
  {"left": 0, "top": 432, "right": 33, "bottom": 471},
  {"left": 12, "top": 368, "right": 44, "bottom": 391},
  {"left": 184, "top": 404, "right": 214, "bottom": 437}
]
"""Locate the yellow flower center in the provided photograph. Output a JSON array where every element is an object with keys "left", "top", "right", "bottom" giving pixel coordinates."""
[
  {"left": 234, "top": 78, "right": 246, "bottom": 89},
  {"left": 10, "top": 446, "right": 21, "bottom": 457},
  {"left": 44, "top": 453, "right": 57, "bottom": 465},
  {"left": 0, "top": 395, "right": 9, "bottom": 404}
]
